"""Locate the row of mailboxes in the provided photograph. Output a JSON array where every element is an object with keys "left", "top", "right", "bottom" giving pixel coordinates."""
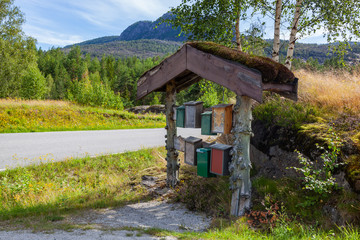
[
  {"left": 176, "top": 102, "right": 233, "bottom": 135},
  {"left": 183, "top": 136, "right": 232, "bottom": 177}
]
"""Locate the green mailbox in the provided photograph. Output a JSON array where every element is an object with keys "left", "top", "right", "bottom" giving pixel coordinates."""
[
  {"left": 201, "top": 111, "right": 217, "bottom": 135},
  {"left": 196, "top": 148, "right": 216, "bottom": 178},
  {"left": 176, "top": 106, "right": 185, "bottom": 127}
]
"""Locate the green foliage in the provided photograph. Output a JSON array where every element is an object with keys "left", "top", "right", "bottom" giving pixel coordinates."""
[
  {"left": 197, "top": 81, "right": 219, "bottom": 108},
  {"left": 0, "top": 0, "right": 38, "bottom": 98},
  {"left": 168, "top": 0, "right": 249, "bottom": 47},
  {"left": 290, "top": 130, "right": 342, "bottom": 206},
  {"left": 253, "top": 94, "right": 319, "bottom": 130},
  {"left": 20, "top": 64, "right": 47, "bottom": 100},
  {"left": 68, "top": 72, "right": 124, "bottom": 110}
]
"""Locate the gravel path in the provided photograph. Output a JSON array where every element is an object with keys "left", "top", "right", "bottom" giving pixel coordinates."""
[
  {"left": 0, "top": 200, "right": 212, "bottom": 240},
  {"left": 0, "top": 229, "right": 176, "bottom": 240},
  {"left": 73, "top": 200, "right": 211, "bottom": 232}
]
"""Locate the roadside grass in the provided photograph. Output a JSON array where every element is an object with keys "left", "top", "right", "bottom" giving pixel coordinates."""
[
  {"left": 0, "top": 99, "right": 165, "bottom": 133},
  {"left": 0, "top": 148, "right": 359, "bottom": 239},
  {"left": 0, "top": 147, "right": 166, "bottom": 221}
]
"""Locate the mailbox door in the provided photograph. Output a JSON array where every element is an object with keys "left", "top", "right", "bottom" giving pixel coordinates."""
[
  {"left": 197, "top": 148, "right": 215, "bottom": 178},
  {"left": 185, "top": 105, "right": 196, "bottom": 128},
  {"left": 212, "top": 107, "right": 225, "bottom": 133},
  {"left": 201, "top": 112, "right": 216, "bottom": 135},
  {"left": 185, "top": 141, "right": 196, "bottom": 165},
  {"left": 210, "top": 148, "right": 224, "bottom": 175},
  {"left": 176, "top": 107, "right": 185, "bottom": 127}
]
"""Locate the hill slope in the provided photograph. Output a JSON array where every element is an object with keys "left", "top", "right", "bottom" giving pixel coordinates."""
[{"left": 64, "top": 39, "right": 182, "bottom": 59}]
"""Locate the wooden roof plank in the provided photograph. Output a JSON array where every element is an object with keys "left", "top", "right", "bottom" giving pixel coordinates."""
[
  {"left": 186, "top": 45, "right": 263, "bottom": 103},
  {"left": 137, "top": 46, "right": 187, "bottom": 99}
]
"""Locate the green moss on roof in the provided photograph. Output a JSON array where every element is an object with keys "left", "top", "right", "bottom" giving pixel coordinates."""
[{"left": 187, "top": 41, "right": 295, "bottom": 84}]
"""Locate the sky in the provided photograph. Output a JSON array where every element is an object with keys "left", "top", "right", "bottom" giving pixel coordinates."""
[{"left": 15, "top": 0, "right": 328, "bottom": 50}]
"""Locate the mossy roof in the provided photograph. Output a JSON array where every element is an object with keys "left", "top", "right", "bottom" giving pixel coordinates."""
[{"left": 187, "top": 41, "right": 296, "bottom": 84}]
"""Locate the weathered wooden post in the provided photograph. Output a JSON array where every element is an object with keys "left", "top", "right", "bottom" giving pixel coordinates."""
[
  {"left": 165, "top": 80, "right": 179, "bottom": 187},
  {"left": 229, "top": 95, "right": 254, "bottom": 216}
]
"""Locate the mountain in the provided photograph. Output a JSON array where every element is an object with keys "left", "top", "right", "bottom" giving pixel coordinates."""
[
  {"left": 63, "top": 39, "right": 182, "bottom": 59},
  {"left": 119, "top": 12, "right": 186, "bottom": 42},
  {"left": 64, "top": 12, "right": 360, "bottom": 63}
]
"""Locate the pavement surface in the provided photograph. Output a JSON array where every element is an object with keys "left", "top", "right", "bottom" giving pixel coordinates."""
[{"left": 0, "top": 128, "right": 201, "bottom": 170}]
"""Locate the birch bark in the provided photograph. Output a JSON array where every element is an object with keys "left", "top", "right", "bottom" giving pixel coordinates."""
[
  {"left": 272, "top": 0, "right": 282, "bottom": 62},
  {"left": 285, "top": 0, "right": 303, "bottom": 69},
  {"left": 229, "top": 95, "right": 253, "bottom": 216},
  {"left": 165, "top": 80, "right": 179, "bottom": 187}
]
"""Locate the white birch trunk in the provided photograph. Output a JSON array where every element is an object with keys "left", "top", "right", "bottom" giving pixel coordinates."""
[
  {"left": 165, "top": 80, "right": 179, "bottom": 187},
  {"left": 229, "top": 95, "right": 253, "bottom": 216},
  {"left": 285, "top": 0, "right": 303, "bottom": 70},
  {"left": 272, "top": 0, "right": 282, "bottom": 62},
  {"left": 235, "top": 12, "right": 242, "bottom": 51}
]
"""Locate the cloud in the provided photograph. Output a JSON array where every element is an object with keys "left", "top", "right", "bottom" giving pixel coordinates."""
[
  {"left": 15, "top": 0, "right": 181, "bottom": 47},
  {"left": 23, "top": 25, "right": 84, "bottom": 46}
]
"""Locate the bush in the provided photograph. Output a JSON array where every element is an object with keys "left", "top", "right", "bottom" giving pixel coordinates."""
[
  {"left": 20, "top": 64, "right": 47, "bottom": 99},
  {"left": 68, "top": 72, "right": 123, "bottom": 110}
]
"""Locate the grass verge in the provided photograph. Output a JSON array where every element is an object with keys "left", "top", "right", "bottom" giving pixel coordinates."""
[
  {"left": 0, "top": 99, "right": 165, "bottom": 133},
  {"left": 0, "top": 147, "right": 166, "bottom": 220}
]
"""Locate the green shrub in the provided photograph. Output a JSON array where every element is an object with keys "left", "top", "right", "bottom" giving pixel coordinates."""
[
  {"left": 20, "top": 64, "right": 47, "bottom": 99},
  {"left": 253, "top": 94, "right": 319, "bottom": 129}
]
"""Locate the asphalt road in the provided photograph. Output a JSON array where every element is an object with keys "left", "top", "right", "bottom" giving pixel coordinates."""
[{"left": 0, "top": 128, "right": 201, "bottom": 170}]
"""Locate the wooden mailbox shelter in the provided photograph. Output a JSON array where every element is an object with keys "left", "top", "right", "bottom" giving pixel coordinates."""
[{"left": 137, "top": 42, "right": 298, "bottom": 216}]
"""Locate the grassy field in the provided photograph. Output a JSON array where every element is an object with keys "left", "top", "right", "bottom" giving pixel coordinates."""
[
  {"left": 0, "top": 99, "right": 165, "bottom": 133},
  {"left": 0, "top": 149, "right": 358, "bottom": 239}
]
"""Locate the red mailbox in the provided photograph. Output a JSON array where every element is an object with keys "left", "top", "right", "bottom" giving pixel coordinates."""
[{"left": 210, "top": 143, "right": 232, "bottom": 176}]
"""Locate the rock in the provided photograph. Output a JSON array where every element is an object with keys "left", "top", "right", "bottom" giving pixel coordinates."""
[
  {"left": 127, "top": 105, "right": 165, "bottom": 114},
  {"left": 355, "top": 180, "right": 360, "bottom": 192},
  {"left": 250, "top": 144, "right": 301, "bottom": 179},
  {"left": 141, "top": 175, "right": 158, "bottom": 188},
  {"left": 333, "top": 171, "right": 352, "bottom": 191}
]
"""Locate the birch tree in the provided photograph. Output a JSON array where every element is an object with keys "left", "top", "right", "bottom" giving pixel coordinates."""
[
  {"left": 284, "top": 0, "right": 360, "bottom": 69},
  {"left": 167, "top": 0, "right": 250, "bottom": 50}
]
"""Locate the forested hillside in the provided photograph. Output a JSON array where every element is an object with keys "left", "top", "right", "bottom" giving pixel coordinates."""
[
  {"left": 64, "top": 39, "right": 181, "bottom": 59},
  {"left": 37, "top": 46, "right": 165, "bottom": 108}
]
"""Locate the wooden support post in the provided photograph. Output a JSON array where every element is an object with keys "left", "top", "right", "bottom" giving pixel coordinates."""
[
  {"left": 165, "top": 80, "right": 179, "bottom": 187},
  {"left": 229, "top": 95, "right": 254, "bottom": 216}
]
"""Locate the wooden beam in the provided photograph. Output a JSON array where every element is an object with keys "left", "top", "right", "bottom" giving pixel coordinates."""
[
  {"left": 186, "top": 45, "right": 263, "bottom": 103},
  {"left": 165, "top": 80, "right": 179, "bottom": 187},
  {"left": 263, "top": 78, "right": 298, "bottom": 101}
]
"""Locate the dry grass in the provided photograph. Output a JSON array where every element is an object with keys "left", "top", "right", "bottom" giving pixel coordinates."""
[
  {"left": 0, "top": 98, "right": 72, "bottom": 107},
  {"left": 295, "top": 69, "right": 360, "bottom": 114}
]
